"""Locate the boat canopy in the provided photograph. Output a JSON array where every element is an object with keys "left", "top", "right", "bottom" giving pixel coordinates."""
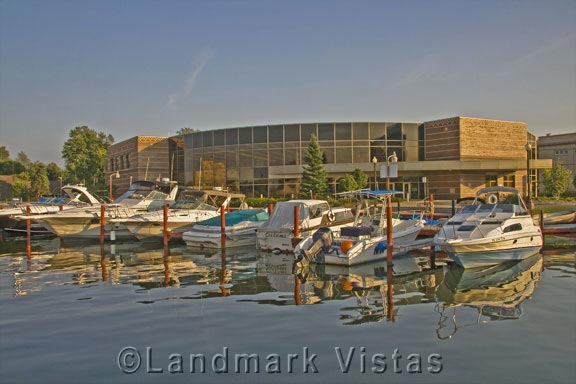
[
  {"left": 196, "top": 209, "right": 269, "bottom": 227},
  {"left": 265, "top": 200, "right": 330, "bottom": 228},
  {"left": 476, "top": 186, "right": 520, "bottom": 195}
]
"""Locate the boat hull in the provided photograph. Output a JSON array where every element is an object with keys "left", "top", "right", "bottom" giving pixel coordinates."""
[{"left": 448, "top": 246, "right": 542, "bottom": 268}]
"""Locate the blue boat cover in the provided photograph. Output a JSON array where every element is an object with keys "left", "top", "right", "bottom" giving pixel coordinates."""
[{"left": 197, "top": 209, "right": 269, "bottom": 227}]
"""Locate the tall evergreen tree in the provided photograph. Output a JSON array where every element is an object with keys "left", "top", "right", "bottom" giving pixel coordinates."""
[{"left": 300, "top": 134, "right": 330, "bottom": 198}]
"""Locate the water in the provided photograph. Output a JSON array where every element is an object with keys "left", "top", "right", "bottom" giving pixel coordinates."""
[{"left": 0, "top": 236, "right": 575, "bottom": 383}]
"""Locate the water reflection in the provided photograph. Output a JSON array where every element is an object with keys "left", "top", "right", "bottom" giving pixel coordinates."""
[
  {"left": 434, "top": 253, "right": 543, "bottom": 339},
  {"left": 2, "top": 239, "right": 574, "bottom": 336}
]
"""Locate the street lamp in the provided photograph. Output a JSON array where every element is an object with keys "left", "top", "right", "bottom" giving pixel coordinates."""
[
  {"left": 385, "top": 151, "right": 398, "bottom": 266},
  {"left": 372, "top": 156, "right": 378, "bottom": 190},
  {"left": 109, "top": 171, "right": 120, "bottom": 201},
  {"left": 525, "top": 143, "right": 533, "bottom": 210}
]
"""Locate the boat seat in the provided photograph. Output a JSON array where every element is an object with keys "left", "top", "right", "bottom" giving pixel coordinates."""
[{"left": 340, "top": 226, "right": 372, "bottom": 238}]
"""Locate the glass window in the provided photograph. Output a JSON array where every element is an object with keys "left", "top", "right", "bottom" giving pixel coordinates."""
[
  {"left": 503, "top": 175, "right": 515, "bottom": 188},
  {"left": 320, "top": 147, "right": 334, "bottom": 164},
  {"left": 387, "top": 124, "right": 402, "bottom": 141},
  {"left": 285, "top": 143, "right": 300, "bottom": 165},
  {"left": 269, "top": 144, "right": 283, "bottom": 166},
  {"left": 254, "top": 167, "right": 268, "bottom": 179},
  {"left": 238, "top": 145, "right": 253, "bottom": 166},
  {"left": 192, "top": 132, "right": 202, "bottom": 148},
  {"left": 335, "top": 123, "right": 352, "bottom": 140},
  {"left": 253, "top": 126, "right": 267, "bottom": 143},
  {"left": 336, "top": 147, "right": 352, "bottom": 164},
  {"left": 284, "top": 124, "right": 300, "bottom": 142},
  {"left": 269, "top": 125, "right": 283, "bottom": 142},
  {"left": 226, "top": 128, "right": 238, "bottom": 145},
  {"left": 239, "top": 127, "right": 253, "bottom": 144},
  {"left": 485, "top": 175, "right": 498, "bottom": 187},
  {"left": 301, "top": 124, "right": 317, "bottom": 141},
  {"left": 353, "top": 147, "right": 369, "bottom": 163},
  {"left": 318, "top": 123, "right": 334, "bottom": 141},
  {"left": 202, "top": 131, "right": 213, "bottom": 147},
  {"left": 253, "top": 149, "right": 268, "bottom": 167},
  {"left": 239, "top": 167, "right": 253, "bottom": 182},
  {"left": 370, "top": 123, "right": 386, "bottom": 141},
  {"left": 184, "top": 134, "right": 194, "bottom": 150},
  {"left": 214, "top": 130, "right": 225, "bottom": 146},
  {"left": 226, "top": 150, "right": 238, "bottom": 168},
  {"left": 353, "top": 123, "right": 369, "bottom": 140}
]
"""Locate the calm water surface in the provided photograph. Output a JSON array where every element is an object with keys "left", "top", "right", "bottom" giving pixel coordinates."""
[{"left": 0, "top": 236, "right": 574, "bottom": 384}]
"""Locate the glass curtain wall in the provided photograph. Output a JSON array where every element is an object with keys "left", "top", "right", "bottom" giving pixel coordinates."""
[{"left": 180, "top": 122, "right": 418, "bottom": 198}]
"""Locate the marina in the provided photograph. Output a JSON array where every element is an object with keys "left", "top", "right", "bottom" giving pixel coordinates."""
[{"left": 0, "top": 234, "right": 574, "bottom": 383}]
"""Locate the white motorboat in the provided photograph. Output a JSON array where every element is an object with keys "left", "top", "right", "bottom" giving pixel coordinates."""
[
  {"left": 182, "top": 208, "right": 269, "bottom": 249},
  {"left": 257, "top": 199, "right": 355, "bottom": 253},
  {"left": 1, "top": 184, "right": 103, "bottom": 235},
  {"left": 433, "top": 186, "right": 543, "bottom": 268},
  {"left": 294, "top": 190, "right": 426, "bottom": 266},
  {"left": 116, "top": 189, "right": 246, "bottom": 241},
  {"left": 25, "top": 180, "right": 178, "bottom": 240}
]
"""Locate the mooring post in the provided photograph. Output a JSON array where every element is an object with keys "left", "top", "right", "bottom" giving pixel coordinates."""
[
  {"left": 294, "top": 274, "right": 301, "bottom": 306},
  {"left": 100, "top": 205, "right": 105, "bottom": 243},
  {"left": 268, "top": 203, "right": 273, "bottom": 215},
  {"left": 163, "top": 203, "right": 169, "bottom": 246},
  {"left": 386, "top": 266, "right": 395, "bottom": 322},
  {"left": 100, "top": 243, "right": 108, "bottom": 282},
  {"left": 539, "top": 210, "right": 545, "bottom": 248},
  {"left": 294, "top": 205, "right": 300, "bottom": 239},
  {"left": 26, "top": 204, "right": 31, "bottom": 255},
  {"left": 386, "top": 198, "right": 394, "bottom": 265},
  {"left": 220, "top": 240, "right": 227, "bottom": 296},
  {"left": 451, "top": 199, "right": 456, "bottom": 216}
]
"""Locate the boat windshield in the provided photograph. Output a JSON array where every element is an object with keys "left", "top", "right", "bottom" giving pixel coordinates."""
[
  {"left": 115, "top": 183, "right": 169, "bottom": 202},
  {"left": 460, "top": 205, "right": 479, "bottom": 214},
  {"left": 477, "top": 204, "right": 496, "bottom": 213}
]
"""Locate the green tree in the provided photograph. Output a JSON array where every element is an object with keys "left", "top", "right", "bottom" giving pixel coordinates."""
[
  {"left": 16, "top": 151, "right": 30, "bottom": 166},
  {"left": 352, "top": 168, "right": 368, "bottom": 189},
  {"left": 28, "top": 162, "right": 50, "bottom": 199},
  {"left": 0, "top": 146, "right": 9, "bottom": 161},
  {"left": 46, "top": 162, "right": 63, "bottom": 181},
  {"left": 176, "top": 127, "right": 199, "bottom": 135},
  {"left": 0, "top": 160, "right": 26, "bottom": 175},
  {"left": 11, "top": 181, "right": 28, "bottom": 200},
  {"left": 300, "top": 134, "right": 330, "bottom": 198},
  {"left": 338, "top": 174, "right": 358, "bottom": 192},
  {"left": 62, "top": 126, "right": 114, "bottom": 184},
  {"left": 542, "top": 161, "right": 572, "bottom": 200}
]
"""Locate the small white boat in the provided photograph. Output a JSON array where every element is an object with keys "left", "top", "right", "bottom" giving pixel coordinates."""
[
  {"left": 294, "top": 191, "right": 426, "bottom": 267},
  {"left": 183, "top": 209, "right": 269, "bottom": 249},
  {"left": 434, "top": 186, "right": 543, "bottom": 268},
  {"left": 257, "top": 199, "right": 355, "bottom": 253},
  {"left": 116, "top": 189, "right": 246, "bottom": 241}
]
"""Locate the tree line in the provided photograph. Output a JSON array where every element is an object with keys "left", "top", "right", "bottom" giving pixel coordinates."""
[{"left": 1, "top": 126, "right": 114, "bottom": 200}]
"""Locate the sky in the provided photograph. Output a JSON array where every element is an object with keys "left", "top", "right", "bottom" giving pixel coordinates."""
[{"left": 1, "top": 0, "right": 575, "bottom": 165}]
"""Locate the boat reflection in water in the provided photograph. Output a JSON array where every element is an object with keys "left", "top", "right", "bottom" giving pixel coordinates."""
[
  {"left": 7, "top": 240, "right": 552, "bottom": 337},
  {"left": 434, "top": 251, "right": 543, "bottom": 339}
]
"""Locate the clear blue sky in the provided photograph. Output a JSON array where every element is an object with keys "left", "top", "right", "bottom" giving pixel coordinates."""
[{"left": 1, "top": 0, "right": 575, "bottom": 165}]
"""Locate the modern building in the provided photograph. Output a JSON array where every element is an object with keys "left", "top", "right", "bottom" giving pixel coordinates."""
[
  {"left": 537, "top": 132, "right": 576, "bottom": 195},
  {"left": 106, "top": 116, "right": 552, "bottom": 200}
]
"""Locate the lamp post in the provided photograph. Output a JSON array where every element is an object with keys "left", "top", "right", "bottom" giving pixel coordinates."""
[
  {"left": 109, "top": 171, "right": 120, "bottom": 201},
  {"left": 385, "top": 152, "right": 398, "bottom": 266},
  {"left": 372, "top": 156, "right": 378, "bottom": 190},
  {"left": 525, "top": 143, "right": 532, "bottom": 210}
]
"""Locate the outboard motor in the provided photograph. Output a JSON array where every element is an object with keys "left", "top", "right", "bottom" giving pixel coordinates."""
[{"left": 296, "top": 227, "right": 334, "bottom": 264}]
